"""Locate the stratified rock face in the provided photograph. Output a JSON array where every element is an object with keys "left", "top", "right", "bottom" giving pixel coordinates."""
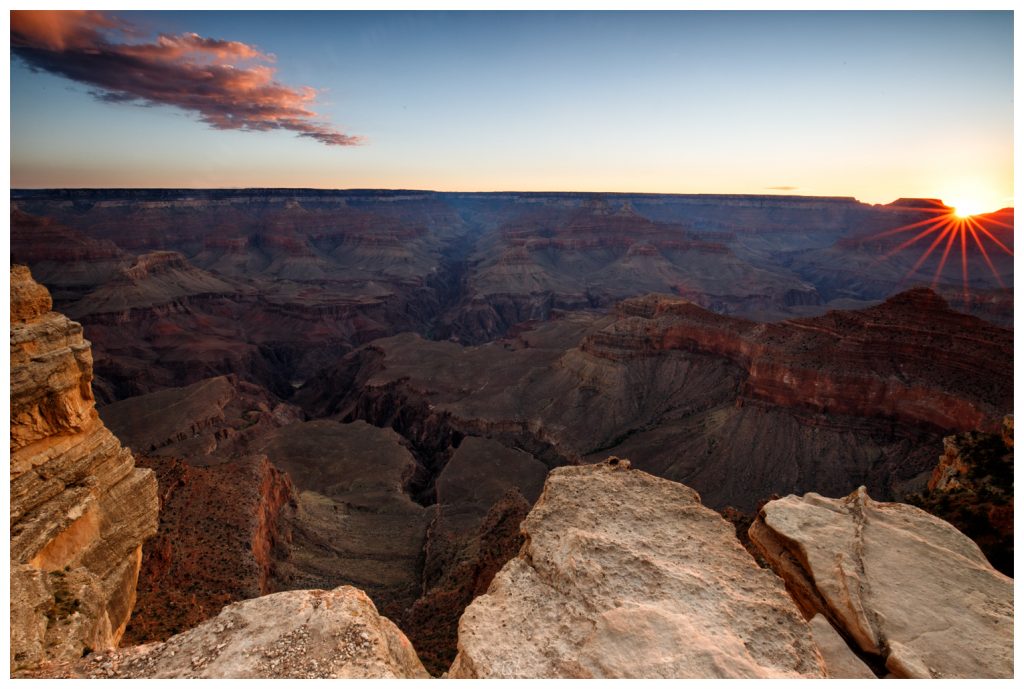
[
  {"left": 749, "top": 487, "right": 1013, "bottom": 678},
  {"left": 585, "top": 288, "right": 1011, "bottom": 433},
  {"left": 16, "top": 189, "right": 1010, "bottom": 403},
  {"left": 10, "top": 266, "right": 159, "bottom": 671},
  {"left": 449, "top": 460, "right": 825, "bottom": 678},
  {"left": 33, "top": 586, "right": 428, "bottom": 679}
]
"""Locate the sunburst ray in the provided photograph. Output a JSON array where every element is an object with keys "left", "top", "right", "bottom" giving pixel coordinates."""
[{"left": 866, "top": 203, "right": 1012, "bottom": 292}]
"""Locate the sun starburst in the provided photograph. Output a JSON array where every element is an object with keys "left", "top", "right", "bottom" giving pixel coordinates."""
[{"left": 865, "top": 199, "right": 1013, "bottom": 299}]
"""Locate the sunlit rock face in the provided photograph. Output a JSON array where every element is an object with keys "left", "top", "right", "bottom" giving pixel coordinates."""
[
  {"left": 19, "top": 586, "right": 430, "bottom": 679},
  {"left": 10, "top": 265, "right": 159, "bottom": 671},
  {"left": 904, "top": 419, "right": 1014, "bottom": 576},
  {"left": 449, "top": 460, "right": 826, "bottom": 679},
  {"left": 749, "top": 487, "right": 1013, "bottom": 679}
]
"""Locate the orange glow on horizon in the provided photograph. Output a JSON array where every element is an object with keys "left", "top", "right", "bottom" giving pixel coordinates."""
[
  {"left": 949, "top": 197, "right": 990, "bottom": 219},
  {"left": 868, "top": 200, "right": 1013, "bottom": 299}
]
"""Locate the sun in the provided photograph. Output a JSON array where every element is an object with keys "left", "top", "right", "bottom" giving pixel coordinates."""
[{"left": 948, "top": 198, "right": 988, "bottom": 218}]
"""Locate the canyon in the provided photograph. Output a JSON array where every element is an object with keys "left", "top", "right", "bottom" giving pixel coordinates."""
[
  {"left": 11, "top": 190, "right": 1013, "bottom": 403},
  {"left": 9, "top": 189, "right": 1014, "bottom": 678}
]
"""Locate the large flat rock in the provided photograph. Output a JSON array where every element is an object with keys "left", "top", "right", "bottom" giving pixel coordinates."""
[
  {"left": 37, "top": 586, "right": 429, "bottom": 679},
  {"left": 749, "top": 487, "right": 1013, "bottom": 678},
  {"left": 448, "top": 459, "right": 825, "bottom": 678}
]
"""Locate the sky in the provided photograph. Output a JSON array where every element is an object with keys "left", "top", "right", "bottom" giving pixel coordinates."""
[{"left": 9, "top": 10, "right": 1014, "bottom": 210}]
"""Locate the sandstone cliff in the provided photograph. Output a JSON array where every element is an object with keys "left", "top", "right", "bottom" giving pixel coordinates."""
[
  {"left": 749, "top": 487, "right": 1013, "bottom": 678},
  {"left": 10, "top": 265, "right": 159, "bottom": 671},
  {"left": 448, "top": 459, "right": 826, "bottom": 678}
]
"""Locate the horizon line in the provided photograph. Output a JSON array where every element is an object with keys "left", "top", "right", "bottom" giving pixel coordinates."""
[{"left": 11, "top": 187, "right": 1016, "bottom": 211}]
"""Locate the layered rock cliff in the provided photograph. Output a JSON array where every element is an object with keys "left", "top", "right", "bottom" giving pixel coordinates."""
[
  {"left": 12, "top": 190, "right": 1012, "bottom": 408},
  {"left": 10, "top": 266, "right": 159, "bottom": 671},
  {"left": 584, "top": 288, "right": 1011, "bottom": 433},
  {"left": 304, "top": 292, "right": 982, "bottom": 512}
]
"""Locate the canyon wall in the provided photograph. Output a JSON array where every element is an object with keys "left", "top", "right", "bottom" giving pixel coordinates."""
[
  {"left": 10, "top": 266, "right": 158, "bottom": 671},
  {"left": 584, "top": 288, "right": 1011, "bottom": 433}
]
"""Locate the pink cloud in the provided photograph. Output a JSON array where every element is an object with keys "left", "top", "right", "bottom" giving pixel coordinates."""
[{"left": 11, "top": 10, "right": 361, "bottom": 146}]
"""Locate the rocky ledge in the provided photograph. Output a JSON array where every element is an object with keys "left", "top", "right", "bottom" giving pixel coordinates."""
[
  {"left": 10, "top": 266, "right": 159, "bottom": 671},
  {"left": 448, "top": 458, "right": 826, "bottom": 678},
  {"left": 448, "top": 458, "right": 1013, "bottom": 679},
  {"left": 21, "top": 586, "right": 428, "bottom": 679},
  {"left": 749, "top": 487, "right": 1013, "bottom": 678}
]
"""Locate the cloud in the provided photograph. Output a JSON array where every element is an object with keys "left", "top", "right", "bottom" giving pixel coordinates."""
[
  {"left": 11, "top": 10, "right": 361, "bottom": 146},
  {"left": 765, "top": 186, "right": 799, "bottom": 191}
]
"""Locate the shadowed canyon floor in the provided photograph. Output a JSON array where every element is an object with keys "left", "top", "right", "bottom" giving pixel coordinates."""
[{"left": 9, "top": 190, "right": 1014, "bottom": 676}]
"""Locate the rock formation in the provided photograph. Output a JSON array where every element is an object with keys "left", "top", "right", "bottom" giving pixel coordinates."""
[
  {"left": 806, "top": 614, "right": 876, "bottom": 679},
  {"left": 749, "top": 487, "right": 1013, "bottom": 678},
  {"left": 306, "top": 286, "right": 1004, "bottom": 511},
  {"left": 25, "top": 586, "right": 428, "bottom": 679},
  {"left": 789, "top": 202, "right": 1013, "bottom": 321},
  {"left": 99, "top": 375, "right": 303, "bottom": 463},
  {"left": 14, "top": 190, "right": 1009, "bottom": 402},
  {"left": 10, "top": 265, "right": 159, "bottom": 671},
  {"left": 254, "top": 420, "right": 430, "bottom": 617},
  {"left": 442, "top": 199, "right": 821, "bottom": 341},
  {"left": 10, "top": 189, "right": 1013, "bottom": 678},
  {"left": 584, "top": 288, "right": 1011, "bottom": 433},
  {"left": 905, "top": 418, "right": 1014, "bottom": 575},
  {"left": 122, "top": 455, "right": 296, "bottom": 645},
  {"left": 449, "top": 459, "right": 826, "bottom": 678},
  {"left": 404, "top": 437, "right": 547, "bottom": 673}
]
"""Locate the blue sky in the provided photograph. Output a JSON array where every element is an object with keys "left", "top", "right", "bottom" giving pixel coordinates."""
[{"left": 10, "top": 10, "right": 1014, "bottom": 209}]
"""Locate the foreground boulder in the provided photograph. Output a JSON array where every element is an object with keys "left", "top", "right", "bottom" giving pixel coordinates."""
[
  {"left": 749, "top": 487, "right": 1013, "bottom": 678},
  {"left": 448, "top": 459, "right": 825, "bottom": 678},
  {"left": 10, "top": 266, "right": 158, "bottom": 671},
  {"left": 36, "top": 586, "right": 429, "bottom": 679}
]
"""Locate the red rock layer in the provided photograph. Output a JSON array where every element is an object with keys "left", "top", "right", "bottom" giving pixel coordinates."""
[
  {"left": 122, "top": 456, "right": 296, "bottom": 645},
  {"left": 582, "top": 289, "right": 1011, "bottom": 433}
]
